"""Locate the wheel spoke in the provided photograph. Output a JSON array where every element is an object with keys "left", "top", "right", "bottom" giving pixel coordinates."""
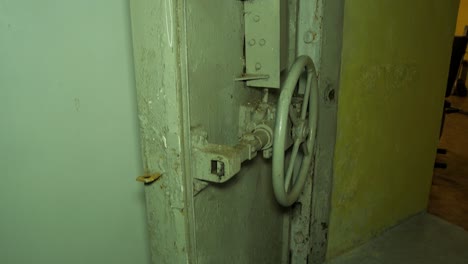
[
  {"left": 302, "top": 137, "right": 311, "bottom": 156},
  {"left": 300, "top": 73, "right": 312, "bottom": 120},
  {"left": 289, "top": 105, "right": 299, "bottom": 126},
  {"left": 285, "top": 139, "right": 301, "bottom": 191}
]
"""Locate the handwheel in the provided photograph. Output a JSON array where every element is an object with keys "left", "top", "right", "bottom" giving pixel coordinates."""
[{"left": 272, "top": 55, "right": 318, "bottom": 207}]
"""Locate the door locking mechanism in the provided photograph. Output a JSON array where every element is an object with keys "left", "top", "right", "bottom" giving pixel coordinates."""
[
  {"left": 193, "top": 56, "right": 318, "bottom": 206},
  {"left": 192, "top": 99, "right": 276, "bottom": 183}
]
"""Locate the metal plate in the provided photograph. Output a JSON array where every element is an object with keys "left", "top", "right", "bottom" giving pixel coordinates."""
[{"left": 245, "top": 0, "right": 288, "bottom": 88}]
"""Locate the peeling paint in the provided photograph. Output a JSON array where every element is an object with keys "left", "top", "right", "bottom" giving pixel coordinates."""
[{"left": 164, "top": 0, "right": 173, "bottom": 47}]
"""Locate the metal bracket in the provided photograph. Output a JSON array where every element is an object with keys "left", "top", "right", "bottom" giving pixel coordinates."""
[
  {"left": 234, "top": 74, "right": 269, "bottom": 82},
  {"left": 244, "top": 0, "right": 288, "bottom": 88}
]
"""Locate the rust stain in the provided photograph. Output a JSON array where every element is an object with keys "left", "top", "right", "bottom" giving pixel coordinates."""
[{"left": 136, "top": 172, "right": 162, "bottom": 184}]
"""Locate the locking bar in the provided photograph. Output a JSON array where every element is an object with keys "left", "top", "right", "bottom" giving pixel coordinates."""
[{"left": 192, "top": 127, "right": 272, "bottom": 183}]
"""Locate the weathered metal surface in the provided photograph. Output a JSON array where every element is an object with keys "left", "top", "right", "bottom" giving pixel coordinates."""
[
  {"left": 289, "top": 0, "right": 345, "bottom": 263},
  {"left": 130, "top": 0, "right": 344, "bottom": 263},
  {"left": 186, "top": 0, "right": 286, "bottom": 262},
  {"left": 244, "top": 0, "right": 289, "bottom": 88},
  {"left": 308, "top": 0, "right": 344, "bottom": 263},
  {"left": 289, "top": 0, "right": 323, "bottom": 263},
  {"left": 129, "top": 0, "right": 194, "bottom": 263}
]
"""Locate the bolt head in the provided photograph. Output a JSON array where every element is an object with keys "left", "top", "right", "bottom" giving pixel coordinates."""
[
  {"left": 255, "top": 63, "right": 262, "bottom": 70},
  {"left": 303, "top": 31, "right": 316, "bottom": 44}
]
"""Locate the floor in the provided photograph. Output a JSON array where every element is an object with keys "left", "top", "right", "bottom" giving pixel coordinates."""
[
  {"left": 327, "top": 214, "right": 468, "bottom": 264},
  {"left": 328, "top": 96, "right": 468, "bottom": 264},
  {"left": 429, "top": 96, "right": 468, "bottom": 230}
]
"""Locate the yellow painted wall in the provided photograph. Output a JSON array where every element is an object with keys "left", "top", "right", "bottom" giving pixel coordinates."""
[
  {"left": 455, "top": 0, "right": 468, "bottom": 61},
  {"left": 327, "top": 0, "right": 460, "bottom": 258},
  {"left": 456, "top": 0, "right": 468, "bottom": 36}
]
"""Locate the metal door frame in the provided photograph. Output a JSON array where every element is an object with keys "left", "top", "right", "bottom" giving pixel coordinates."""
[{"left": 130, "top": 0, "right": 344, "bottom": 263}]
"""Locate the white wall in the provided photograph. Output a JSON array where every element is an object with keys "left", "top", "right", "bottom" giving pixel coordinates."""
[{"left": 0, "top": 1, "right": 151, "bottom": 263}]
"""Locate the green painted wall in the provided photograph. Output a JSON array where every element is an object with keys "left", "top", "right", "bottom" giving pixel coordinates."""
[
  {"left": 328, "top": 0, "right": 460, "bottom": 258},
  {"left": 0, "top": 1, "right": 150, "bottom": 263}
]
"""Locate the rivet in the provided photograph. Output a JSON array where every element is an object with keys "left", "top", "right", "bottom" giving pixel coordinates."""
[
  {"left": 248, "top": 39, "right": 256, "bottom": 46},
  {"left": 253, "top": 15, "right": 260, "bottom": 22},
  {"left": 255, "top": 63, "right": 262, "bottom": 70},
  {"left": 303, "top": 31, "right": 316, "bottom": 44},
  {"left": 259, "top": 39, "right": 266, "bottom": 46}
]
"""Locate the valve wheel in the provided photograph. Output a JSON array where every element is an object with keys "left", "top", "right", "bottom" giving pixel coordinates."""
[{"left": 272, "top": 55, "right": 318, "bottom": 207}]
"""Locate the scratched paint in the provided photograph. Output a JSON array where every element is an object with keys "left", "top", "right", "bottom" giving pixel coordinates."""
[
  {"left": 130, "top": 0, "right": 191, "bottom": 262},
  {"left": 185, "top": 1, "right": 286, "bottom": 263},
  {"left": 131, "top": 0, "right": 289, "bottom": 263},
  {"left": 164, "top": 0, "right": 173, "bottom": 47}
]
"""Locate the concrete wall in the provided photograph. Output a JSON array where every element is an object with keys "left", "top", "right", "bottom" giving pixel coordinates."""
[
  {"left": 0, "top": 1, "right": 151, "bottom": 263},
  {"left": 327, "top": 0, "right": 460, "bottom": 258}
]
